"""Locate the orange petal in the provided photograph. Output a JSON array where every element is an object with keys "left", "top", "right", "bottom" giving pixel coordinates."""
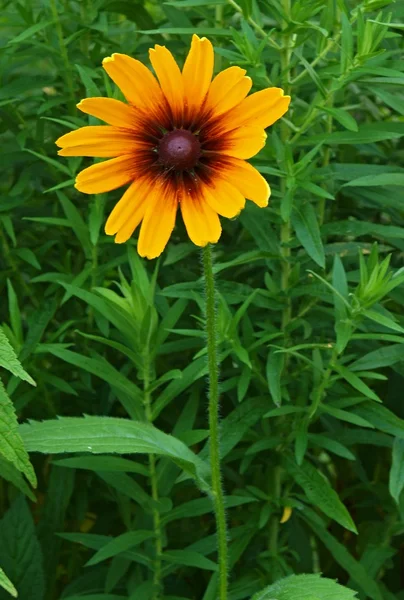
[
  {"left": 218, "top": 126, "right": 267, "bottom": 159},
  {"left": 75, "top": 156, "right": 135, "bottom": 194},
  {"left": 180, "top": 191, "right": 221, "bottom": 247},
  {"left": 137, "top": 182, "right": 178, "bottom": 259},
  {"left": 202, "top": 178, "right": 245, "bottom": 218},
  {"left": 222, "top": 88, "right": 291, "bottom": 131},
  {"left": 56, "top": 126, "right": 143, "bottom": 157},
  {"left": 182, "top": 35, "right": 214, "bottom": 114},
  {"left": 77, "top": 97, "right": 136, "bottom": 128},
  {"left": 206, "top": 66, "right": 252, "bottom": 117},
  {"left": 102, "top": 53, "right": 165, "bottom": 113},
  {"left": 105, "top": 178, "right": 149, "bottom": 239},
  {"left": 149, "top": 45, "right": 184, "bottom": 121},
  {"left": 220, "top": 158, "right": 270, "bottom": 207}
]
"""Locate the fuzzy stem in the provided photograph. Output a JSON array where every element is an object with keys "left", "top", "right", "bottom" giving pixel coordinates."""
[
  {"left": 202, "top": 244, "right": 228, "bottom": 600},
  {"left": 49, "top": 0, "right": 75, "bottom": 114},
  {"left": 143, "top": 360, "right": 163, "bottom": 598}
]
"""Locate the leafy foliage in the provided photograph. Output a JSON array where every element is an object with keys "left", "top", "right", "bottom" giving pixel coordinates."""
[{"left": 1, "top": 0, "right": 404, "bottom": 598}]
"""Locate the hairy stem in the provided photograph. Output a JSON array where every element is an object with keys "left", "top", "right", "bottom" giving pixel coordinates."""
[
  {"left": 202, "top": 244, "right": 228, "bottom": 600},
  {"left": 143, "top": 359, "right": 163, "bottom": 598},
  {"left": 280, "top": 0, "right": 293, "bottom": 331},
  {"left": 49, "top": 0, "right": 75, "bottom": 114}
]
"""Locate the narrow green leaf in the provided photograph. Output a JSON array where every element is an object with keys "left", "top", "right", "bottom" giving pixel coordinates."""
[
  {"left": 252, "top": 573, "right": 357, "bottom": 600},
  {"left": 292, "top": 203, "right": 325, "bottom": 268},
  {"left": 20, "top": 416, "right": 210, "bottom": 490},
  {"left": 0, "top": 496, "right": 45, "bottom": 600},
  {"left": 303, "top": 509, "right": 383, "bottom": 600},
  {"left": 162, "top": 550, "right": 218, "bottom": 571},
  {"left": 344, "top": 173, "right": 404, "bottom": 187},
  {"left": 46, "top": 346, "right": 143, "bottom": 407},
  {"left": 0, "top": 568, "right": 17, "bottom": 598},
  {"left": 334, "top": 364, "right": 381, "bottom": 402},
  {"left": 283, "top": 455, "right": 357, "bottom": 532},
  {"left": 266, "top": 350, "right": 284, "bottom": 406},
  {"left": 0, "top": 328, "right": 35, "bottom": 386},
  {"left": 86, "top": 530, "right": 154, "bottom": 566},
  {"left": 0, "top": 380, "right": 36, "bottom": 487},
  {"left": 321, "top": 106, "right": 358, "bottom": 132},
  {"left": 389, "top": 438, "right": 404, "bottom": 504}
]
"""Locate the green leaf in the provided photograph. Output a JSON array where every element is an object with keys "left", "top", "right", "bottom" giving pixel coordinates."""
[
  {"left": 252, "top": 573, "right": 357, "bottom": 600},
  {"left": 389, "top": 438, "right": 404, "bottom": 504},
  {"left": 86, "top": 530, "right": 155, "bottom": 566},
  {"left": 7, "top": 19, "right": 55, "bottom": 44},
  {"left": 321, "top": 405, "right": 374, "bottom": 429},
  {"left": 344, "top": 173, "right": 404, "bottom": 187},
  {"left": 0, "top": 327, "right": 35, "bottom": 386},
  {"left": 283, "top": 455, "right": 357, "bottom": 532},
  {"left": 161, "top": 495, "right": 256, "bottom": 525},
  {"left": 363, "top": 309, "right": 404, "bottom": 334},
  {"left": 300, "top": 123, "right": 404, "bottom": 146},
  {"left": 309, "top": 434, "right": 355, "bottom": 460},
  {"left": 266, "top": 350, "right": 284, "bottom": 406},
  {"left": 334, "top": 364, "right": 381, "bottom": 402},
  {"left": 321, "top": 106, "right": 358, "bottom": 132},
  {"left": 0, "top": 496, "right": 45, "bottom": 600},
  {"left": 303, "top": 509, "right": 383, "bottom": 600},
  {"left": 53, "top": 455, "right": 149, "bottom": 476},
  {"left": 162, "top": 550, "right": 218, "bottom": 571},
  {"left": 0, "top": 380, "right": 36, "bottom": 487},
  {"left": 292, "top": 203, "right": 325, "bottom": 268},
  {"left": 75, "top": 64, "right": 101, "bottom": 97},
  {"left": 0, "top": 457, "right": 36, "bottom": 501},
  {"left": 46, "top": 346, "right": 143, "bottom": 407},
  {"left": 56, "top": 192, "right": 92, "bottom": 258},
  {"left": 0, "top": 569, "right": 17, "bottom": 598},
  {"left": 351, "top": 403, "right": 404, "bottom": 438},
  {"left": 20, "top": 416, "right": 210, "bottom": 490},
  {"left": 350, "top": 344, "right": 404, "bottom": 371}
]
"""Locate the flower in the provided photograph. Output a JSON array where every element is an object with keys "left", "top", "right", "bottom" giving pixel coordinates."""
[{"left": 56, "top": 35, "right": 290, "bottom": 259}]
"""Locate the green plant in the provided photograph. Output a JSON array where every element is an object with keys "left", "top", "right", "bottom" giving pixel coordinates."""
[{"left": 1, "top": 0, "right": 404, "bottom": 599}]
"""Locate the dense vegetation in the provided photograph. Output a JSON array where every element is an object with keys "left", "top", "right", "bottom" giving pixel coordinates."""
[{"left": 1, "top": 0, "right": 404, "bottom": 599}]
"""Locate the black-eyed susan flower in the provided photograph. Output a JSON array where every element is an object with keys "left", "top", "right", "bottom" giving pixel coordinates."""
[{"left": 56, "top": 35, "right": 290, "bottom": 259}]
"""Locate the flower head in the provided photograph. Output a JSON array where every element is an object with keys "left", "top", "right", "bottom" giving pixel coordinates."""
[{"left": 56, "top": 35, "right": 290, "bottom": 259}]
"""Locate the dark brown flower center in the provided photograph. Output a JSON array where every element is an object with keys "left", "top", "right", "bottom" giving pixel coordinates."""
[{"left": 158, "top": 129, "right": 200, "bottom": 170}]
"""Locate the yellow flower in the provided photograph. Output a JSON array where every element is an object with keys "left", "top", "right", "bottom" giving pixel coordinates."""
[{"left": 56, "top": 35, "right": 291, "bottom": 259}]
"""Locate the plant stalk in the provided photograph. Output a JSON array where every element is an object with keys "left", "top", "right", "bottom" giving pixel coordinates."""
[
  {"left": 49, "top": 0, "right": 75, "bottom": 114},
  {"left": 143, "top": 359, "right": 163, "bottom": 598},
  {"left": 202, "top": 244, "right": 228, "bottom": 600}
]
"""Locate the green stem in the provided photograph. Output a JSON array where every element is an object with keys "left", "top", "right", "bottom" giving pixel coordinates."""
[
  {"left": 310, "top": 346, "right": 338, "bottom": 418},
  {"left": 227, "top": 0, "right": 281, "bottom": 50},
  {"left": 202, "top": 244, "right": 228, "bottom": 600},
  {"left": 143, "top": 359, "right": 163, "bottom": 598},
  {"left": 268, "top": 465, "right": 282, "bottom": 555},
  {"left": 280, "top": 0, "right": 292, "bottom": 332},
  {"left": 49, "top": 0, "right": 75, "bottom": 114}
]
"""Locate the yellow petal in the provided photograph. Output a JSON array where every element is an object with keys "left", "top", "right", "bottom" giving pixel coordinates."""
[
  {"left": 56, "top": 126, "right": 142, "bottom": 157},
  {"left": 206, "top": 66, "right": 252, "bottom": 117},
  {"left": 77, "top": 97, "right": 136, "bottom": 128},
  {"left": 149, "top": 45, "right": 184, "bottom": 122},
  {"left": 218, "top": 126, "right": 267, "bottom": 159},
  {"left": 280, "top": 506, "right": 293, "bottom": 524},
  {"left": 182, "top": 35, "right": 214, "bottom": 114},
  {"left": 221, "top": 158, "right": 270, "bottom": 207},
  {"left": 75, "top": 156, "right": 134, "bottom": 194},
  {"left": 222, "top": 88, "right": 291, "bottom": 130},
  {"left": 105, "top": 178, "right": 149, "bottom": 238},
  {"left": 202, "top": 178, "right": 245, "bottom": 218},
  {"left": 138, "top": 183, "right": 178, "bottom": 259},
  {"left": 180, "top": 191, "right": 221, "bottom": 247},
  {"left": 102, "top": 53, "right": 165, "bottom": 113}
]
